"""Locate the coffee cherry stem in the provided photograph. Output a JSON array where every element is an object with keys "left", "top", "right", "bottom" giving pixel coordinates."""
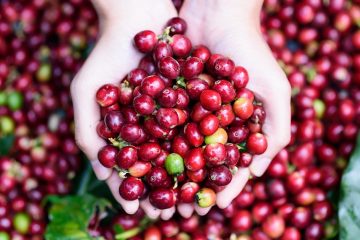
[
  {"left": 173, "top": 176, "right": 178, "bottom": 189},
  {"left": 287, "top": 164, "right": 296, "bottom": 173},
  {"left": 118, "top": 169, "right": 128, "bottom": 179},
  {"left": 176, "top": 76, "right": 186, "bottom": 88},
  {"left": 237, "top": 142, "right": 247, "bottom": 152},
  {"left": 157, "top": 27, "right": 172, "bottom": 42},
  {"left": 31, "top": 138, "right": 42, "bottom": 148},
  {"left": 115, "top": 227, "right": 141, "bottom": 240},
  {"left": 115, "top": 217, "right": 152, "bottom": 239},
  {"left": 109, "top": 138, "right": 129, "bottom": 149},
  {"left": 230, "top": 166, "right": 238, "bottom": 175}
]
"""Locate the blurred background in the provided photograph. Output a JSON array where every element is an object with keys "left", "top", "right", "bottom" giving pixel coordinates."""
[{"left": 0, "top": 0, "right": 359, "bottom": 239}]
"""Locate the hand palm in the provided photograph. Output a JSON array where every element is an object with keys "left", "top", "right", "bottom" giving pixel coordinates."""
[
  {"left": 71, "top": 1, "right": 177, "bottom": 218},
  {"left": 180, "top": 1, "right": 291, "bottom": 211}
]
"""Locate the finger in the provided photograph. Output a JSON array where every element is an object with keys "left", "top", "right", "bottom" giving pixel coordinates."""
[
  {"left": 70, "top": 31, "right": 140, "bottom": 180},
  {"left": 160, "top": 206, "right": 176, "bottom": 220},
  {"left": 140, "top": 198, "right": 161, "bottom": 220},
  {"left": 249, "top": 85, "right": 291, "bottom": 177},
  {"left": 194, "top": 204, "right": 211, "bottom": 216},
  {"left": 71, "top": 81, "right": 112, "bottom": 181},
  {"left": 106, "top": 172, "right": 139, "bottom": 214},
  {"left": 177, "top": 203, "right": 195, "bottom": 218},
  {"left": 216, "top": 168, "right": 250, "bottom": 209},
  {"left": 90, "top": 159, "right": 113, "bottom": 181}
]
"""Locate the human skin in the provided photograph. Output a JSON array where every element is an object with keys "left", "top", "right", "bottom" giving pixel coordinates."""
[
  {"left": 71, "top": 0, "right": 291, "bottom": 219},
  {"left": 177, "top": 0, "right": 291, "bottom": 216}
]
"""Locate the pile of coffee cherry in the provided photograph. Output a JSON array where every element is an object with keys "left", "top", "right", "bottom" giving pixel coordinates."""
[
  {"left": 96, "top": 17, "right": 267, "bottom": 209},
  {"left": 87, "top": 0, "right": 360, "bottom": 239},
  {"left": 0, "top": 0, "right": 97, "bottom": 239}
]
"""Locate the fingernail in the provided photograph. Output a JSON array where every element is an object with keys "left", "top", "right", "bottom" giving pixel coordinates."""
[
  {"left": 249, "top": 157, "right": 272, "bottom": 177},
  {"left": 91, "top": 160, "right": 112, "bottom": 180},
  {"left": 123, "top": 202, "right": 139, "bottom": 215},
  {"left": 217, "top": 200, "right": 230, "bottom": 209},
  {"left": 161, "top": 207, "right": 175, "bottom": 220},
  {"left": 177, "top": 203, "right": 194, "bottom": 218}
]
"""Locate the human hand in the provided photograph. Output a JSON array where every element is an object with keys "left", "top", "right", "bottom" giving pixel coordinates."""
[
  {"left": 70, "top": 0, "right": 178, "bottom": 219},
  {"left": 179, "top": 0, "right": 291, "bottom": 214}
]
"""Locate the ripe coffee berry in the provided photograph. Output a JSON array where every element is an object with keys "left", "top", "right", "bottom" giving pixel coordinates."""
[
  {"left": 134, "top": 30, "right": 157, "bottom": 53},
  {"left": 119, "top": 177, "right": 144, "bottom": 200}
]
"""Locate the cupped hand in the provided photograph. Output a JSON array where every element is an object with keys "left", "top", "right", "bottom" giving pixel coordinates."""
[
  {"left": 179, "top": 0, "right": 291, "bottom": 214},
  {"left": 71, "top": 0, "right": 177, "bottom": 219}
]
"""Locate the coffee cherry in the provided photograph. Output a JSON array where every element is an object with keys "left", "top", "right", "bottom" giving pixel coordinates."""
[
  {"left": 213, "top": 57, "right": 235, "bottom": 77},
  {"left": 165, "top": 153, "right": 184, "bottom": 176},
  {"left": 138, "top": 142, "right": 161, "bottom": 161},
  {"left": 192, "top": 45, "right": 211, "bottom": 62},
  {"left": 184, "top": 148, "right": 205, "bottom": 171},
  {"left": 231, "top": 210, "right": 252, "bottom": 232},
  {"left": 157, "top": 87, "right": 178, "bottom": 108},
  {"left": 153, "top": 41, "right": 173, "bottom": 62},
  {"left": 140, "top": 75, "right": 165, "bottom": 97},
  {"left": 196, "top": 188, "right": 216, "bottom": 208},
  {"left": 186, "top": 78, "right": 210, "bottom": 100},
  {"left": 247, "top": 133, "right": 268, "bottom": 154},
  {"left": 224, "top": 144, "right": 240, "bottom": 167},
  {"left": 182, "top": 57, "right": 204, "bottom": 79},
  {"left": 116, "top": 146, "right": 138, "bottom": 169},
  {"left": 212, "top": 80, "right": 236, "bottom": 103},
  {"left": 127, "top": 68, "right": 148, "bottom": 86},
  {"left": 156, "top": 108, "right": 179, "bottom": 129},
  {"left": 205, "top": 128, "right": 228, "bottom": 145},
  {"left": 208, "top": 165, "right": 232, "bottom": 186},
  {"left": 200, "top": 90, "right": 222, "bottom": 111},
  {"left": 134, "top": 30, "right": 157, "bottom": 53},
  {"left": 204, "top": 143, "right": 227, "bottom": 166},
  {"left": 233, "top": 97, "right": 254, "bottom": 120},
  {"left": 180, "top": 182, "right": 200, "bottom": 203},
  {"left": 104, "top": 111, "right": 125, "bottom": 134},
  {"left": 128, "top": 161, "right": 152, "bottom": 177},
  {"left": 119, "top": 177, "right": 144, "bottom": 200},
  {"left": 98, "top": 145, "right": 118, "bottom": 168},
  {"left": 96, "top": 84, "right": 119, "bottom": 107},
  {"left": 120, "top": 123, "right": 142, "bottom": 143},
  {"left": 184, "top": 123, "right": 204, "bottom": 147},
  {"left": 262, "top": 214, "right": 285, "bottom": 239},
  {"left": 146, "top": 167, "right": 169, "bottom": 188},
  {"left": 158, "top": 56, "right": 180, "bottom": 79},
  {"left": 216, "top": 104, "right": 235, "bottom": 127},
  {"left": 167, "top": 17, "right": 187, "bottom": 35},
  {"left": 149, "top": 188, "right": 176, "bottom": 209},
  {"left": 133, "top": 94, "right": 156, "bottom": 115},
  {"left": 230, "top": 66, "right": 249, "bottom": 89},
  {"left": 199, "top": 114, "right": 219, "bottom": 136},
  {"left": 12, "top": 213, "right": 29, "bottom": 236}
]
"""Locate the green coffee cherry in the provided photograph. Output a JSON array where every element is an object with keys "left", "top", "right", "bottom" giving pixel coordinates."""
[
  {"left": 36, "top": 63, "right": 52, "bottom": 82},
  {"left": 165, "top": 153, "right": 184, "bottom": 175},
  {"left": 0, "top": 116, "right": 15, "bottom": 135},
  {"left": 196, "top": 188, "right": 216, "bottom": 208},
  {"left": 0, "top": 92, "right": 7, "bottom": 106},
  {"left": 13, "top": 212, "right": 30, "bottom": 234},
  {"left": 7, "top": 91, "right": 23, "bottom": 111},
  {"left": 0, "top": 232, "right": 9, "bottom": 240}
]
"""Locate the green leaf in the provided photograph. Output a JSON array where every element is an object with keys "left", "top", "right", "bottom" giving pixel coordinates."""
[
  {"left": 45, "top": 194, "right": 110, "bottom": 240},
  {"left": 339, "top": 133, "right": 360, "bottom": 240},
  {"left": 0, "top": 135, "right": 14, "bottom": 156},
  {"left": 114, "top": 225, "right": 125, "bottom": 235}
]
